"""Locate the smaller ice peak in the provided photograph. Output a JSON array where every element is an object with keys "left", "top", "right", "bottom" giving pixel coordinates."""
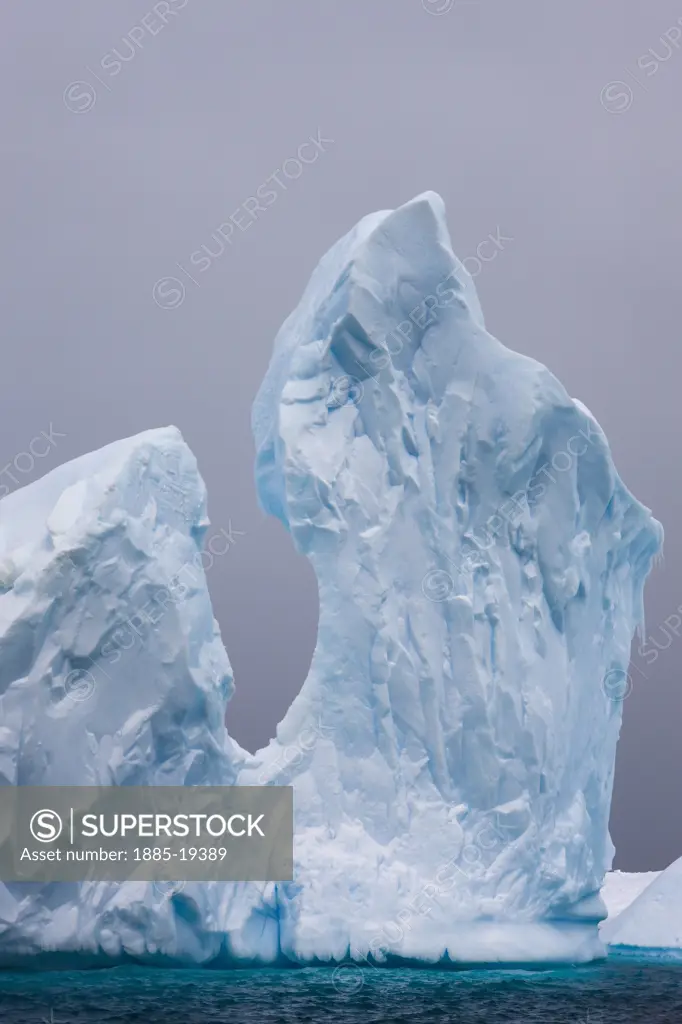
[
  {"left": 601, "top": 856, "right": 682, "bottom": 951},
  {"left": 0, "top": 425, "right": 249, "bottom": 788},
  {"left": 0, "top": 426, "right": 206, "bottom": 567}
]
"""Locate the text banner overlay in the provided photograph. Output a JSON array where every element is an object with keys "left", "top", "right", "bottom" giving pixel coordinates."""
[{"left": 0, "top": 786, "right": 293, "bottom": 882}]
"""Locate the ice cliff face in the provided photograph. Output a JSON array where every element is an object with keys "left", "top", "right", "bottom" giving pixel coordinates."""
[
  {"left": 249, "top": 192, "right": 662, "bottom": 963},
  {"left": 0, "top": 193, "right": 662, "bottom": 966}
]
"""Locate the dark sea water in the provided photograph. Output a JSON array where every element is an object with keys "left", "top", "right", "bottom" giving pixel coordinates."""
[{"left": 0, "top": 959, "right": 680, "bottom": 1024}]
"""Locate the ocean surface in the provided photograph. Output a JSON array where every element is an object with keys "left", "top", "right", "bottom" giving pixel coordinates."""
[{"left": 0, "top": 960, "right": 680, "bottom": 1023}]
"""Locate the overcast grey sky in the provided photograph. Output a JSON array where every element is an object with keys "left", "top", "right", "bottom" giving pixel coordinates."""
[{"left": 1, "top": 0, "right": 680, "bottom": 870}]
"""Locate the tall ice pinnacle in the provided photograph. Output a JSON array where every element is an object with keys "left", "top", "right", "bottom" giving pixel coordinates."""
[{"left": 250, "top": 191, "right": 662, "bottom": 963}]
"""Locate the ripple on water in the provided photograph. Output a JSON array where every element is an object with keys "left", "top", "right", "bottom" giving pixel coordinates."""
[{"left": 0, "top": 961, "right": 680, "bottom": 1024}]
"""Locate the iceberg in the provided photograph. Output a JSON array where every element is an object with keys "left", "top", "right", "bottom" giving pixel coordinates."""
[
  {"left": 601, "top": 857, "right": 682, "bottom": 955},
  {"left": 0, "top": 427, "right": 252, "bottom": 964},
  {"left": 247, "top": 191, "right": 662, "bottom": 964},
  {"left": 0, "top": 192, "right": 662, "bottom": 967}
]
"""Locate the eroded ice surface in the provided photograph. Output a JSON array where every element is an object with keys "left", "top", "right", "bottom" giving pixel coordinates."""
[{"left": 0, "top": 193, "right": 663, "bottom": 966}]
